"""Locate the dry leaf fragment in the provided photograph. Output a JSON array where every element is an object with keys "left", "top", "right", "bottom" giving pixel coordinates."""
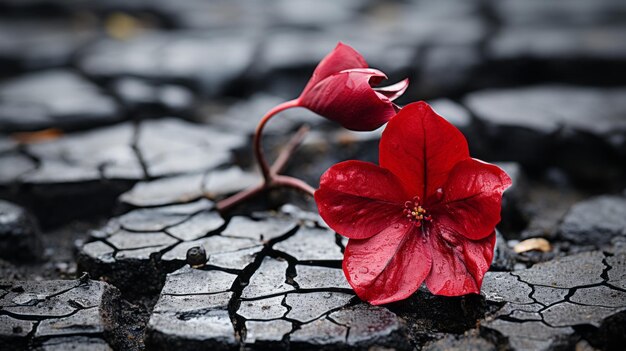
[{"left": 513, "top": 238, "right": 552, "bottom": 253}]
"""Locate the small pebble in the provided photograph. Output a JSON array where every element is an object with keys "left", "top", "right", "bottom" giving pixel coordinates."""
[{"left": 186, "top": 246, "right": 207, "bottom": 268}]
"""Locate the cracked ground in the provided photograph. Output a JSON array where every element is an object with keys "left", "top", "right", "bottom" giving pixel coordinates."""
[{"left": 2, "top": 0, "right": 626, "bottom": 350}]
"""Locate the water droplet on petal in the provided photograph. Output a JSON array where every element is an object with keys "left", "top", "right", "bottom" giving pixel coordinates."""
[
  {"left": 359, "top": 267, "right": 369, "bottom": 274},
  {"left": 436, "top": 188, "right": 444, "bottom": 200},
  {"left": 393, "top": 223, "right": 400, "bottom": 229}
]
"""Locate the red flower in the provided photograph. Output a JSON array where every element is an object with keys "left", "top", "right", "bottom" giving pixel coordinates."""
[
  {"left": 314, "top": 102, "right": 511, "bottom": 305},
  {"left": 297, "top": 42, "right": 409, "bottom": 131}
]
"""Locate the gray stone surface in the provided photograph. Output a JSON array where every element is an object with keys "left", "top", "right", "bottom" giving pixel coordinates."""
[
  {"left": 241, "top": 257, "right": 294, "bottom": 299},
  {"left": 92, "top": 204, "right": 411, "bottom": 349},
  {"left": 146, "top": 252, "right": 408, "bottom": 350},
  {"left": 118, "top": 166, "right": 258, "bottom": 208},
  {"left": 0, "top": 118, "right": 244, "bottom": 227},
  {"left": 0, "top": 119, "right": 242, "bottom": 184},
  {"left": 330, "top": 304, "right": 405, "bottom": 346},
  {"left": 497, "top": 162, "right": 529, "bottom": 236},
  {"left": 481, "top": 272, "right": 533, "bottom": 304},
  {"left": 146, "top": 309, "right": 235, "bottom": 351},
  {"left": 161, "top": 266, "right": 236, "bottom": 295},
  {"left": 559, "top": 195, "right": 626, "bottom": 247},
  {"left": 465, "top": 85, "right": 626, "bottom": 135},
  {"left": 78, "top": 199, "right": 215, "bottom": 294},
  {"left": 289, "top": 317, "right": 347, "bottom": 348},
  {"left": 111, "top": 78, "right": 194, "bottom": 116},
  {"left": 161, "top": 234, "right": 260, "bottom": 264},
  {"left": 294, "top": 265, "right": 351, "bottom": 290},
  {"left": 429, "top": 98, "right": 474, "bottom": 134},
  {"left": 166, "top": 211, "right": 225, "bottom": 241},
  {"left": 606, "top": 250, "right": 626, "bottom": 290},
  {"left": 0, "top": 70, "right": 120, "bottom": 132},
  {"left": 207, "top": 246, "right": 265, "bottom": 271},
  {"left": 273, "top": 227, "right": 342, "bottom": 262},
  {"left": 34, "top": 336, "right": 113, "bottom": 351},
  {"left": 222, "top": 216, "right": 298, "bottom": 243},
  {"left": 490, "top": 0, "right": 626, "bottom": 27},
  {"left": 237, "top": 295, "right": 287, "bottom": 320},
  {"left": 481, "top": 250, "right": 626, "bottom": 350},
  {"left": 0, "top": 200, "right": 41, "bottom": 261},
  {"left": 0, "top": 280, "right": 117, "bottom": 350},
  {"left": 514, "top": 250, "right": 605, "bottom": 288},
  {"left": 285, "top": 292, "right": 353, "bottom": 323},
  {"left": 79, "top": 31, "right": 256, "bottom": 96},
  {"left": 244, "top": 320, "right": 292, "bottom": 347},
  {"left": 135, "top": 119, "right": 244, "bottom": 178},
  {"left": 146, "top": 266, "right": 236, "bottom": 350},
  {"left": 119, "top": 173, "right": 206, "bottom": 208},
  {"left": 0, "top": 19, "right": 97, "bottom": 74},
  {"left": 202, "top": 167, "right": 259, "bottom": 199},
  {"left": 463, "top": 85, "right": 626, "bottom": 184},
  {"left": 488, "top": 25, "right": 626, "bottom": 63},
  {"left": 491, "top": 231, "right": 516, "bottom": 271}
]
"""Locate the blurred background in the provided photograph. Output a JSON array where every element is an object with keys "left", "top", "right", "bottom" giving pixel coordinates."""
[{"left": 0, "top": 0, "right": 625, "bottom": 228}]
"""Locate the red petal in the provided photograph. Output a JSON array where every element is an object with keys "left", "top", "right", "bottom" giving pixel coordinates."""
[
  {"left": 379, "top": 101, "right": 469, "bottom": 199},
  {"left": 301, "top": 42, "right": 368, "bottom": 97},
  {"left": 431, "top": 159, "right": 512, "bottom": 240},
  {"left": 315, "top": 160, "right": 407, "bottom": 240},
  {"left": 299, "top": 69, "right": 398, "bottom": 131},
  {"left": 425, "top": 230, "right": 496, "bottom": 296},
  {"left": 343, "top": 225, "right": 432, "bottom": 305},
  {"left": 373, "top": 78, "right": 409, "bottom": 102}
]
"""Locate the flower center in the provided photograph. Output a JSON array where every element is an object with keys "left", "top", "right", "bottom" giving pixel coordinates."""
[{"left": 403, "top": 196, "right": 432, "bottom": 227}]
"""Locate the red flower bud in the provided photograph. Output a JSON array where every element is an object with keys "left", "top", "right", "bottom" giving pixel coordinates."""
[{"left": 297, "top": 42, "right": 408, "bottom": 131}]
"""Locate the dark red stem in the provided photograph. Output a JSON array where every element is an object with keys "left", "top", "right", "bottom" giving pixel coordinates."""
[
  {"left": 217, "top": 115, "right": 315, "bottom": 213},
  {"left": 273, "top": 175, "right": 316, "bottom": 196},
  {"left": 215, "top": 182, "right": 264, "bottom": 212},
  {"left": 254, "top": 99, "right": 300, "bottom": 183}
]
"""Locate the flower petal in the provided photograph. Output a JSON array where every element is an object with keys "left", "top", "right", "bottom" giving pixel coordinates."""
[
  {"left": 373, "top": 78, "right": 409, "bottom": 102},
  {"left": 425, "top": 230, "right": 496, "bottom": 296},
  {"left": 343, "top": 225, "right": 432, "bottom": 305},
  {"left": 299, "top": 69, "right": 398, "bottom": 131},
  {"left": 315, "top": 160, "right": 407, "bottom": 240},
  {"left": 431, "top": 159, "right": 512, "bottom": 240},
  {"left": 379, "top": 101, "right": 469, "bottom": 199},
  {"left": 301, "top": 42, "right": 368, "bottom": 97}
]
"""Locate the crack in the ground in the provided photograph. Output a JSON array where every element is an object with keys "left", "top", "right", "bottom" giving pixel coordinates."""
[
  {"left": 226, "top": 241, "right": 275, "bottom": 347},
  {"left": 130, "top": 121, "right": 150, "bottom": 180},
  {"left": 0, "top": 305, "right": 97, "bottom": 322}
]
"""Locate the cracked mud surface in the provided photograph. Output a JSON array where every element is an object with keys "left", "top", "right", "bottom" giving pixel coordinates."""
[
  {"left": 482, "top": 250, "right": 626, "bottom": 350},
  {"left": 77, "top": 202, "right": 409, "bottom": 350},
  {"left": 0, "top": 279, "right": 119, "bottom": 350}
]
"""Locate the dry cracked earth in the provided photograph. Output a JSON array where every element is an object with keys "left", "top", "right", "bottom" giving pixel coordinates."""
[{"left": 2, "top": 0, "right": 626, "bottom": 350}]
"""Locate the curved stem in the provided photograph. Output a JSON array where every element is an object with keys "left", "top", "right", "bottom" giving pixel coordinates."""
[
  {"left": 273, "top": 175, "right": 315, "bottom": 197},
  {"left": 215, "top": 183, "right": 264, "bottom": 213},
  {"left": 217, "top": 123, "right": 312, "bottom": 213},
  {"left": 254, "top": 99, "right": 300, "bottom": 183}
]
